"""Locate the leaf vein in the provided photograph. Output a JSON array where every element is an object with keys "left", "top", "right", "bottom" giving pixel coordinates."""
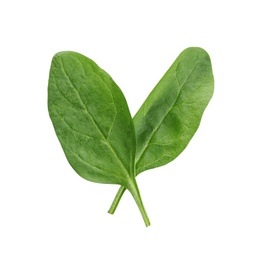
[
  {"left": 59, "top": 138, "right": 125, "bottom": 183},
  {"left": 58, "top": 56, "right": 131, "bottom": 177},
  {"left": 59, "top": 57, "right": 107, "bottom": 140},
  {"left": 87, "top": 61, "right": 118, "bottom": 140},
  {"left": 136, "top": 58, "right": 200, "bottom": 166},
  {"left": 52, "top": 106, "right": 107, "bottom": 144}
]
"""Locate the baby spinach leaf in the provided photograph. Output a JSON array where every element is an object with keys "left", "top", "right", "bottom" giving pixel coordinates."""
[
  {"left": 135, "top": 47, "right": 214, "bottom": 173},
  {"left": 108, "top": 47, "right": 214, "bottom": 214},
  {"left": 48, "top": 51, "right": 150, "bottom": 226}
]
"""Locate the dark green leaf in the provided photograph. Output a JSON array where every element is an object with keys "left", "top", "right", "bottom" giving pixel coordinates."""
[
  {"left": 134, "top": 47, "right": 214, "bottom": 173},
  {"left": 48, "top": 51, "right": 136, "bottom": 186},
  {"left": 48, "top": 51, "right": 150, "bottom": 226},
  {"left": 108, "top": 47, "right": 214, "bottom": 214}
]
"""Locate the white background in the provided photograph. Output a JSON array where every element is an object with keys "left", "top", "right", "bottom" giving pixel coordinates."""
[{"left": 1, "top": 0, "right": 262, "bottom": 259}]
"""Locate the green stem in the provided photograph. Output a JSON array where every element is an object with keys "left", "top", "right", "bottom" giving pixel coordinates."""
[
  {"left": 108, "top": 179, "right": 150, "bottom": 227},
  {"left": 128, "top": 179, "right": 150, "bottom": 227},
  {"left": 108, "top": 186, "right": 126, "bottom": 214}
]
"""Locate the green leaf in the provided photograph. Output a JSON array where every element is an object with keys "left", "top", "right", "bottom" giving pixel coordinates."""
[
  {"left": 48, "top": 51, "right": 150, "bottom": 226},
  {"left": 134, "top": 47, "right": 214, "bottom": 173},
  {"left": 108, "top": 47, "right": 214, "bottom": 214}
]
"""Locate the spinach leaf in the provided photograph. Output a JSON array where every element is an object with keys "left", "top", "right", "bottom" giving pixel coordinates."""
[
  {"left": 48, "top": 51, "right": 150, "bottom": 226},
  {"left": 108, "top": 47, "right": 214, "bottom": 214}
]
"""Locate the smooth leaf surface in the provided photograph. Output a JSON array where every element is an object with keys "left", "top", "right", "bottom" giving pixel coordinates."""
[
  {"left": 48, "top": 51, "right": 136, "bottom": 186},
  {"left": 134, "top": 47, "right": 214, "bottom": 174},
  {"left": 108, "top": 47, "right": 214, "bottom": 214}
]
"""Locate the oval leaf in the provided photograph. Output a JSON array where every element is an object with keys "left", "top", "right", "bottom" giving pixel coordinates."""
[
  {"left": 48, "top": 51, "right": 136, "bottom": 186},
  {"left": 134, "top": 47, "right": 214, "bottom": 174}
]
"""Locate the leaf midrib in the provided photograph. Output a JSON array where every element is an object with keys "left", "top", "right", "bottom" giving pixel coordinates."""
[
  {"left": 59, "top": 138, "right": 126, "bottom": 184},
  {"left": 135, "top": 58, "right": 200, "bottom": 169},
  {"left": 58, "top": 56, "right": 131, "bottom": 179}
]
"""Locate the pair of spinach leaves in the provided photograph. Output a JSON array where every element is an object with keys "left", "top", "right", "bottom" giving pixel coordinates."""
[{"left": 48, "top": 47, "right": 214, "bottom": 226}]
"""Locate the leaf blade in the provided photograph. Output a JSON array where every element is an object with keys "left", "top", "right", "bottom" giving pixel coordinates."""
[
  {"left": 48, "top": 51, "right": 136, "bottom": 186},
  {"left": 134, "top": 47, "right": 214, "bottom": 173}
]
